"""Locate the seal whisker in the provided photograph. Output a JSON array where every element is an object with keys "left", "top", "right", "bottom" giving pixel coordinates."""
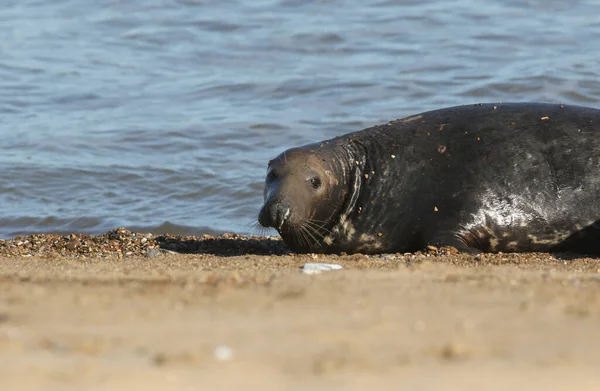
[
  {"left": 244, "top": 220, "right": 260, "bottom": 234},
  {"left": 296, "top": 224, "right": 315, "bottom": 248},
  {"left": 300, "top": 222, "right": 323, "bottom": 247},
  {"left": 247, "top": 221, "right": 274, "bottom": 237},
  {"left": 304, "top": 218, "right": 329, "bottom": 225},
  {"left": 295, "top": 224, "right": 311, "bottom": 247},
  {"left": 303, "top": 220, "right": 331, "bottom": 237},
  {"left": 296, "top": 224, "right": 312, "bottom": 248},
  {"left": 304, "top": 218, "right": 331, "bottom": 229},
  {"left": 302, "top": 229, "right": 315, "bottom": 248},
  {"left": 248, "top": 206, "right": 275, "bottom": 236},
  {"left": 243, "top": 218, "right": 260, "bottom": 230}
]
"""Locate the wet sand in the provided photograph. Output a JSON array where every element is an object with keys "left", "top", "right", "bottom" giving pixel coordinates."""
[{"left": 2, "top": 233, "right": 600, "bottom": 390}]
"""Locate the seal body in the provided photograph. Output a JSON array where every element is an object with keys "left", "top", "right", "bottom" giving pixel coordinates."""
[{"left": 258, "top": 103, "right": 600, "bottom": 255}]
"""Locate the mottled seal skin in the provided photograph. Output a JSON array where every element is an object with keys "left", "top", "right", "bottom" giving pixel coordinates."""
[{"left": 258, "top": 103, "right": 600, "bottom": 255}]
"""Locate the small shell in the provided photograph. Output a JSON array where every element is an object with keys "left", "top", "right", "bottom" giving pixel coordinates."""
[
  {"left": 214, "top": 345, "right": 234, "bottom": 361},
  {"left": 302, "top": 263, "right": 343, "bottom": 274}
]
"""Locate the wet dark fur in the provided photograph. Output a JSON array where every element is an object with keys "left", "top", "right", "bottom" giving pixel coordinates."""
[{"left": 259, "top": 103, "right": 600, "bottom": 255}]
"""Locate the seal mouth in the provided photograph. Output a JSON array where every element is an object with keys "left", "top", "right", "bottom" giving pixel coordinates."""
[{"left": 278, "top": 208, "right": 291, "bottom": 231}]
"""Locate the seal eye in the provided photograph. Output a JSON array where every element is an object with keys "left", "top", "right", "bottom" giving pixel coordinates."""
[{"left": 308, "top": 176, "right": 322, "bottom": 189}]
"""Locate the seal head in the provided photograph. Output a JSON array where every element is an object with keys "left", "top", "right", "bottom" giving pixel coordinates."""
[{"left": 258, "top": 144, "right": 352, "bottom": 252}]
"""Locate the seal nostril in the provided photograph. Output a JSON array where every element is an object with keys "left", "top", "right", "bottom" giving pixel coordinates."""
[
  {"left": 258, "top": 209, "right": 268, "bottom": 227},
  {"left": 267, "top": 170, "right": 278, "bottom": 182},
  {"left": 258, "top": 205, "right": 275, "bottom": 227}
]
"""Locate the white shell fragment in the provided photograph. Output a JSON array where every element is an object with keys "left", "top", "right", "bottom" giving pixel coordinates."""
[
  {"left": 214, "top": 345, "right": 234, "bottom": 361},
  {"left": 301, "top": 263, "right": 344, "bottom": 274}
]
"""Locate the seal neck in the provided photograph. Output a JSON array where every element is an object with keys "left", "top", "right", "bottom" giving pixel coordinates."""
[{"left": 320, "top": 138, "right": 369, "bottom": 245}]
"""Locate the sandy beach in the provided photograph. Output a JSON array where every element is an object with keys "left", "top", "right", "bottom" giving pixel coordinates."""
[{"left": 2, "top": 231, "right": 600, "bottom": 390}]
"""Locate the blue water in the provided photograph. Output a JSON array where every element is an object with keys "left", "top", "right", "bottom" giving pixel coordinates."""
[{"left": 1, "top": 0, "right": 600, "bottom": 238}]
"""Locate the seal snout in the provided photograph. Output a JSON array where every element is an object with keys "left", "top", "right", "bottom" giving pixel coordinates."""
[{"left": 258, "top": 201, "right": 291, "bottom": 231}]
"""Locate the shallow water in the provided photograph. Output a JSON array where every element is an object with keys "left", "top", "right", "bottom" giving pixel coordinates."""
[{"left": 1, "top": 0, "right": 600, "bottom": 238}]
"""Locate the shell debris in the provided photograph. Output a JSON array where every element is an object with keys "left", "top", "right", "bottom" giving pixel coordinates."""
[
  {"left": 302, "top": 263, "right": 343, "bottom": 275},
  {"left": 214, "top": 345, "right": 234, "bottom": 361}
]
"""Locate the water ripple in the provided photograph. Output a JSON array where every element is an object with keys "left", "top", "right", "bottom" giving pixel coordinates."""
[{"left": 1, "top": 0, "right": 600, "bottom": 238}]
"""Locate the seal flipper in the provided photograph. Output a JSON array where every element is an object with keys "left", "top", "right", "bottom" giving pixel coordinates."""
[{"left": 551, "top": 219, "right": 600, "bottom": 256}]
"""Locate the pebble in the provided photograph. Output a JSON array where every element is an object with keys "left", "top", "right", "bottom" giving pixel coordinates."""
[
  {"left": 301, "top": 263, "right": 344, "bottom": 274},
  {"left": 214, "top": 345, "right": 234, "bottom": 361},
  {"left": 375, "top": 254, "right": 398, "bottom": 261},
  {"left": 145, "top": 248, "right": 162, "bottom": 258},
  {"left": 0, "top": 228, "right": 289, "bottom": 258},
  {"left": 440, "top": 342, "right": 470, "bottom": 361}
]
